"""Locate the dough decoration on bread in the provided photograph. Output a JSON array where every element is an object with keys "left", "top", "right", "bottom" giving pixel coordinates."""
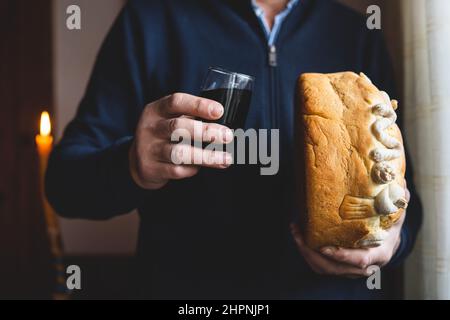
[
  {"left": 366, "top": 76, "right": 407, "bottom": 215},
  {"left": 298, "top": 72, "right": 409, "bottom": 249}
]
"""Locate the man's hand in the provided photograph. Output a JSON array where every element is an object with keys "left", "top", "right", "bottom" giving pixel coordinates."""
[
  {"left": 129, "top": 93, "right": 234, "bottom": 190},
  {"left": 291, "top": 187, "right": 410, "bottom": 278}
]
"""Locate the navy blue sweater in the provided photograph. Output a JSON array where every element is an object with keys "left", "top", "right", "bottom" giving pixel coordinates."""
[{"left": 46, "top": 0, "right": 422, "bottom": 299}]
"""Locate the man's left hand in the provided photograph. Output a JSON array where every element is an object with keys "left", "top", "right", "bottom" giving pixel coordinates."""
[{"left": 291, "top": 187, "right": 410, "bottom": 278}]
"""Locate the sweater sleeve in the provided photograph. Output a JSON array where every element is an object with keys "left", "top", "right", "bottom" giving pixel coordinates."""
[
  {"left": 362, "top": 29, "right": 423, "bottom": 265},
  {"left": 46, "top": 4, "right": 148, "bottom": 220}
]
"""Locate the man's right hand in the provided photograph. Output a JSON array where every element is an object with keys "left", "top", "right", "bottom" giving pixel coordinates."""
[{"left": 129, "top": 93, "right": 234, "bottom": 190}]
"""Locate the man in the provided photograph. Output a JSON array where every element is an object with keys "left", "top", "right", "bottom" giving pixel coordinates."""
[{"left": 47, "top": 0, "right": 422, "bottom": 299}]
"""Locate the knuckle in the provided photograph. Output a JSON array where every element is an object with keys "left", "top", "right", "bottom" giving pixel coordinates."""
[
  {"left": 139, "top": 105, "right": 156, "bottom": 129},
  {"left": 202, "top": 122, "right": 210, "bottom": 133},
  {"left": 169, "top": 93, "right": 184, "bottom": 109},
  {"left": 168, "top": 118, "right": 180, "bottom": 134},
  {"left": 172, "top": 145, "right": 185, "bottom": 163},
  {"left": 144, "top": 102, "right": 154, "bottom": 114},
  {"left": 202, "top": 123, "right": 213, "bottom": 140},
  {"left": 197, "top": 99, "right": 210, "bottom": 115},
  {"left": 359, "top": 256, "right": 371, "bottom": 269},
  {"left": 146, "top": 101, "right": 161, "bottom": 119},
  {"left": 336, "top": 249, "right": 348, "bottom": 260}
]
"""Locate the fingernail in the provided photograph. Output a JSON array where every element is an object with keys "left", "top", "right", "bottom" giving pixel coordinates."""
[
  {"left": 224, "top": 153, "right": 233, "bottom": 165},
  {"left": 365, "top": 265, "right": 378, "bottom": 276},
  {"left": 212, "top": 152, "right": 229, "bottom": 165},
  {"left": 210, "top": 104, "right": 223, "bottom": 118},
  {"left": 321, "top": 247, "right": 335, "bottom": 256},
  {"left": 223, "top": 128, "right": 233, "bottom": 142}
]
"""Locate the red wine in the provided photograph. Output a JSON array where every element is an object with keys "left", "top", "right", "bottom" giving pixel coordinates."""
[{"left": 201, "top": 88, "right": 252, "bottom": 129}]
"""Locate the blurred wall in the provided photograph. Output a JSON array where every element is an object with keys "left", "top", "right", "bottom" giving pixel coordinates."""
[
  {"left": 52, "top": 0, "right": 138, "bottom": 255},
  {"left": 1, "top": 0, "right": 54, "bottom": 298}
]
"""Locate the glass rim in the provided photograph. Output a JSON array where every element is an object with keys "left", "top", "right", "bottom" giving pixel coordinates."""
[{"left": 208, "top": 66, "right": 255, "bottom": 81}]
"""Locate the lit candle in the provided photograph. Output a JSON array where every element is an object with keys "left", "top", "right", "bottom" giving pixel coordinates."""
[
  {"left": 36, "top": 111, "right": 54, "bottom": 159},
  {"left": 36, "top": 111, "right": 60, "bottom": 256},
  {"left": 35, "top": 111, "right": 69, "bottom": 300}
]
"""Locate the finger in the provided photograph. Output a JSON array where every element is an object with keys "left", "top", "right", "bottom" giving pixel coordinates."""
[
  {"left": 172, "top": 144, "right": 233, "bottom": 168},
  {"left": 290, "top": 224, "right": 369, "bottom": 277},
  {"left": 321, "top": 247, "right": 371, "bottom": 269},
  {"left": 316, "top": 258, "right": 371, "bottom": 278},
  {"left": 156, "top": 143, "right": 232, "bottom": 168},
  {"left": 321, "top": 246, "right": 389, "bottom": 269},
  {"left": 158, "top": 93, "right": 224, "bottom": 120},
  {"left": 154, "top": 118, "right": 233, "bottom": 144},
  {"left": 306, "top": 250, "right": 371, "bottom": 277}
]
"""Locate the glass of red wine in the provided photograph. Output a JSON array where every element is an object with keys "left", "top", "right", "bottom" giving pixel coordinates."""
[{"left": 201, "top": 67, "right": 254, "bottom": 130}]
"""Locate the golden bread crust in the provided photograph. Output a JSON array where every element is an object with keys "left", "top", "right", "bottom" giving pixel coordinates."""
[{"left": 297, "top": 72, "right": 406, "bottom": 249}]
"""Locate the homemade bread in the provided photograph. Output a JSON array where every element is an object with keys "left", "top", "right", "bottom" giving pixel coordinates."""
[{"left": 297, "top": 72, "right": 407, "bottom": 249}]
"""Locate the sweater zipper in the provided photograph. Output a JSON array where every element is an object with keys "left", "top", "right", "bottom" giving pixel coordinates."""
[
  {"left": 269, "top": 45, "right": 277, "bottom": 67},
  {"left": 268, "top": 45, "right": 278, "bottom": 129}
]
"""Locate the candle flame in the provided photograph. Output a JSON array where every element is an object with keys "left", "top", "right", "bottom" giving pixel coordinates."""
[{"left": 40, "top": 111, "right": 52, "bottom": 137}]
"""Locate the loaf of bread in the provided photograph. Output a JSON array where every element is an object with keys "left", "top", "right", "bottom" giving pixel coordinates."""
[{"left": 297, "top": 72, "right": 408, "bottom": 249}]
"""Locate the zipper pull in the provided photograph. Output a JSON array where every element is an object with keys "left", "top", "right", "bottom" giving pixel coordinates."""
[{"left": 268, "top": 45, "right": 277, "bottom": 67}]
